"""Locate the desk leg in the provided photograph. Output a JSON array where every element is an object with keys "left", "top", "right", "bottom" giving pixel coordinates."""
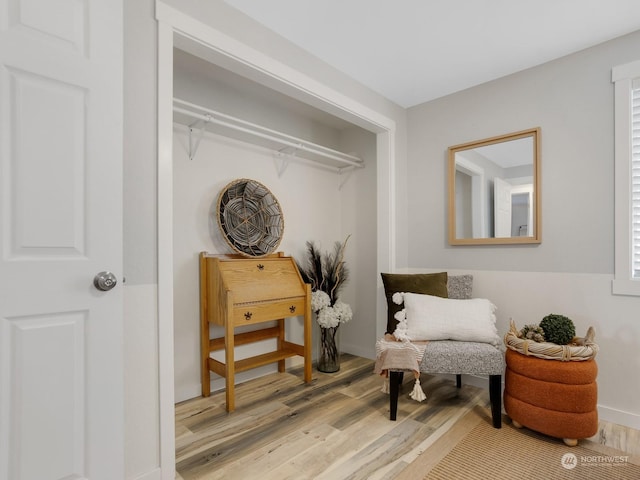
[
  {"left": 277, "top": 318, "right": 286, "bottom": 373},
  {"left": 199, "top": 254, "right": 211, "bottom": 397},
  {"left": 225, "top": 319, "right": 235, "bottom": 412},
  {"left": 201, "top": 321, "right": 211, "bottom": 397}
]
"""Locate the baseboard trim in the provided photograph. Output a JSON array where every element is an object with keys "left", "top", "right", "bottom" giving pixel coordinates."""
[
  {"left": 342, "top": 342, "right": 375, "bottom": 360},
  {"left": 129, "top": 467, "right": 162, "bottom": 480},
  {"left": 598, "top": 405, "right": 640, "bottom": 430},
  {"left": 457, "top": 374, "right": 640, "bottom": 430}
]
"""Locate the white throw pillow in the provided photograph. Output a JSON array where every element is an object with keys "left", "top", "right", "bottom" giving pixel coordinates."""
[{"left": 392, "top": 292, "right": 499, "bottom": 345}]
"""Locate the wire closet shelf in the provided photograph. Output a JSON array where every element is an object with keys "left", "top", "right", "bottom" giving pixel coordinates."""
[{"left": 173, "top": 98, "right": 365, "bottom": 175}]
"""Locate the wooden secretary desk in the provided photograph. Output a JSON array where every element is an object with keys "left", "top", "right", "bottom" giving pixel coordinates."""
[{"left": 199, "top": 251, "right": 312, "bottom": 412}]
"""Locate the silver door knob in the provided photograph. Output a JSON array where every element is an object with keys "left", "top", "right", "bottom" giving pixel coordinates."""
[{"left": 94, "top": 271, "right": 117, "bottom": 291}]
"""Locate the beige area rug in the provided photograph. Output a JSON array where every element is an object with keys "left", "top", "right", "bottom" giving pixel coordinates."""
[{"left": 399, "top": 407, "right": 640, "bottom": 480}]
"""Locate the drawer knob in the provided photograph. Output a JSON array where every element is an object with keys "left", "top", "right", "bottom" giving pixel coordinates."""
[
  {"left": 257, "top": 264, "right": 264, "bottom": 270},
  {"left": 244, "top": 311, "right": 253, "bottom": 320},
  {"left": 289, "top": 305, "right": 296, "bottom": 313}
]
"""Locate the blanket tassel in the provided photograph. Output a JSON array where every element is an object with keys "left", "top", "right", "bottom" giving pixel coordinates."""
[
  {"left": 381, "top": 376, "right": 390, "bottom": 394},
  {"left": 410, "top": 378, "right": 427, "bottom": 402}
]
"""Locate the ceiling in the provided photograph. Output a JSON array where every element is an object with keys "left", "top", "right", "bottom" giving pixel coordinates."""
[{"left": 224, "top": 0, "right": 640, "bottom": 108}]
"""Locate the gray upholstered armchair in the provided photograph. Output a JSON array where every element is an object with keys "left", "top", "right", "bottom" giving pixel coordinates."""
[{"left": 379, "top": 272, "right": 504, "bottom": 428}]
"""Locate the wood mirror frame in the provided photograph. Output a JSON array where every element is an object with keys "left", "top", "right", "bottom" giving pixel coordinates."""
[{"left": 448, "top": 127, "right": 541, "bottom": 245}]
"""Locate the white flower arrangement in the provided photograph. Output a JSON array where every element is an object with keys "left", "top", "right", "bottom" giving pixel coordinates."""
[
  {"left": 316, "top": 300, "right": 353, "bottom": 328},
  {"left": 312, "top": 291, "right": 353, "bottom": 328},
  {"left": 311, "top": 290, "right": 331, "bottom": 313},
  {"left": 332, "top": 301, "right": 353, "bottom": 324}
]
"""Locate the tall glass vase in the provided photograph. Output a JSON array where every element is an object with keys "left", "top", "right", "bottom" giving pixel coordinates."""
[{"left": 317, "top": 325, "right": 341, "bottom": 373}]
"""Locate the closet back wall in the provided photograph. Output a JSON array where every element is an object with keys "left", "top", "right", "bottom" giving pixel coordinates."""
[{"left": 173, "top": 52, "right": 377, "bottom": 402}]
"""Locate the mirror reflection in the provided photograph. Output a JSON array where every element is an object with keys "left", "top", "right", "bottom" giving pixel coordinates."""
[{"left": 448, "top": 128, "right": 541, "bottom": 245}]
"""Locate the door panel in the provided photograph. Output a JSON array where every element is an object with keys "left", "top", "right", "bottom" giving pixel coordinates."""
[
  {"left": 0, "top": 1, "right": 123, "bottom": 479},
  {"left": 12, "top": 0, "right": 86, "bottom": 53},
  {"left": 7, "top": 311, "right": 87, "bottom": 480},
  {"left": 9, "top": 68, "right": 86, "bottom": 256}
]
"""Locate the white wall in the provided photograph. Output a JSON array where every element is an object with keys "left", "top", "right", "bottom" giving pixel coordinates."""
[
  {"left": 124, "top": 285, "right": 160, "bottom": 479},
  {"left": 123, "top": 1, "right": 161, "bottom": 479},
  {"left": 337, "top": 128, "right": 379, "bottom": 358},
  {"left": 406, "top": 30, "right": 640, "bottom": 428}
]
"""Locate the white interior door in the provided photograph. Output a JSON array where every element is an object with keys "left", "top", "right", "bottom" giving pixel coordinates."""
[
  {"left": 494, "top": 176, "right": 512, "bottom": 237},
  {"left": 0, "top": 1, "right": 123, "bottom": 479}
]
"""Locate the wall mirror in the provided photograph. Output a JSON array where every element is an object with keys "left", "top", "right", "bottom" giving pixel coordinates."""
[{"left": 448, "top": 127, "right": 541, "bottom": 245}]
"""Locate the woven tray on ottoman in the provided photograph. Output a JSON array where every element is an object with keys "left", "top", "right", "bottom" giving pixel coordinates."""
[
  {"left": 504, "top": 348, "right": 598, "bottom": 446},
  {"left": 504, "top": 319, "right": 598, "bottom": 361}
]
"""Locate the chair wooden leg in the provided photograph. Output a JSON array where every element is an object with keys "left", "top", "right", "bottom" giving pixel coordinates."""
[
  {"left": 389, "top": 371, "right": 403, "bottom": 421},
  {"left": 456, "top": 374, "right": 462, "bottom": 388},
  {"left": 489, "top": 374, "right": 502, "bottom": 428}
]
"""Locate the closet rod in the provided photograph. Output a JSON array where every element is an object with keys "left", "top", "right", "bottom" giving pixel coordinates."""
[{"left": 173, "top": 98, "right": 364, "bottom": 169}]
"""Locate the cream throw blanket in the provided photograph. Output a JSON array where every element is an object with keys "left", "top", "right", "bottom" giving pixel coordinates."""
[{"left": 373, "top": 334, "right": 428, "bottom": 401}]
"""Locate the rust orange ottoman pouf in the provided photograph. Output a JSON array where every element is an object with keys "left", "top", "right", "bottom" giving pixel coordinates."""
[{"left": 504, "top": 348, "right": 598, "bottom": 446}]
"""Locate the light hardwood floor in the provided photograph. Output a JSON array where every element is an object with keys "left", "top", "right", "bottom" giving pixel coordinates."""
[{"left": 175, "top": 354, "right": 639, "bottom": 480}]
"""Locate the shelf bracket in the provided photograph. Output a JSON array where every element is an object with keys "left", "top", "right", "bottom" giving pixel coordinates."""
[
  {"left": 338, "top": 167, "right": 355, "bottom": 190},
  {"left": 274, "top": 145, "right": 301, "bottom": 177},
  {"left": 188, "top": 114, "right": 211, "bottom": 160},
  {"left": 273, "top": 156, "right": 290, "bottom": 177}
]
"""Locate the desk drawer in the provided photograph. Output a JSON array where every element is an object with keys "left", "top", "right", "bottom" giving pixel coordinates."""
[{"left": 232, "top": 298, "right": 306, "bottom": 326}]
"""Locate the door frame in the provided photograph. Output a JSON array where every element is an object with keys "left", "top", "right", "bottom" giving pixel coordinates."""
[
  {"left": 156, "top": 2, "right": 397, "bottom": 476},
  {"left": 455, "top": 157, "right": 486, "bottom": 238}
]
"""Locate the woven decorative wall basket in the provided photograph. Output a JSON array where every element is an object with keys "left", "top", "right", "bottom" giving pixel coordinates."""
[{"left": 216, "top": 178, "right": 284, "bottom": 257}]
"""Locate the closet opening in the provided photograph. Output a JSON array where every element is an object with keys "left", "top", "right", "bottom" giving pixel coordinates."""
[
  {"left": 156, "top": 8, "right": 397, "bottom": 473},
  {"left": 171, "top": 47, "right": 378, "bottom": 405}
]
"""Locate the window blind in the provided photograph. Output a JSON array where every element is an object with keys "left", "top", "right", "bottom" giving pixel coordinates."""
[{"left": 632, "top": 79, "right": 640, "bottom": 278}]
